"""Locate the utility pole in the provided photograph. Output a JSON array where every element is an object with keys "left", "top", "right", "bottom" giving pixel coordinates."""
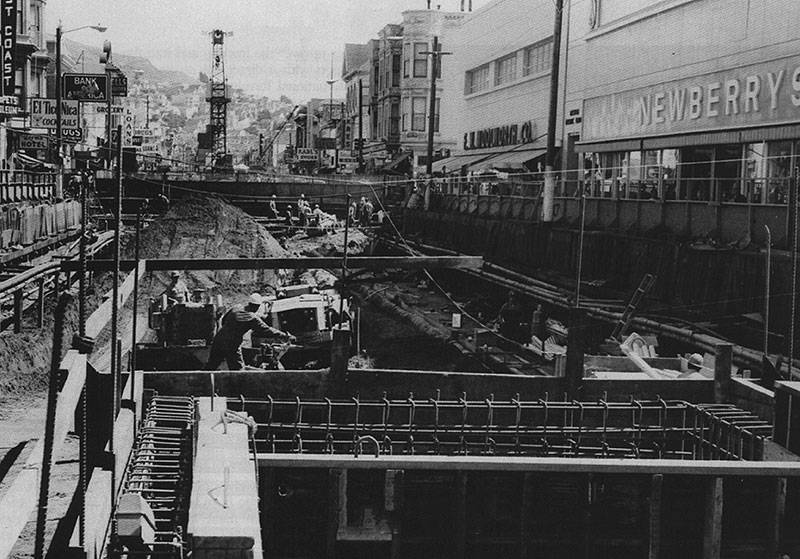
[
  {"left": 422, "top": 36, "right": 451, "bottom": 176},
  {"left": 100, "top": 40, "right": 113, "bottom": 168},
  {"left": 146, "top": 95, "right": 150, "bottom": 128},
  {"left": 55, "top": 25, "right": 62, "bottom": 196},
  {"left": 542, "top": 0, "right": 564, "bottom": 222},
  {"left": 358, "top": 78, "right": 364, "bottom": 171}
]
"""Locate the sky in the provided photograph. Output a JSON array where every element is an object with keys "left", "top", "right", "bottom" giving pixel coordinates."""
[{"left": 50, "top": 0, "right": 493, "bottom": 101}]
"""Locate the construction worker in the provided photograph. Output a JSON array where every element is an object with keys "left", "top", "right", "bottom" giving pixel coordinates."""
[
  {"left": 205, "top": 293, "right": 295, "bottom": 370},
  {"left": 284, "top": 205, "right": 294, "bottom": 226},
  {"left": 269, "top": 194, "right": 279, "bottom": 219},
  {"left": 498, "top": 291, "right": 527, "bottom": 344},
  {"left": 163, "top": 271, "right": 190, "bottom": 305}
]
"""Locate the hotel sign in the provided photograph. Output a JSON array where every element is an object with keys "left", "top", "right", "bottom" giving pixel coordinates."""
[
  {"left": 463, "top": 121, "right": 535, "bottom": 150},
  {"left": 583, "top": 56, "right": 800, "bottom": 142},
  {"left": 0, "top": 0, "right": 15, "bottom": 97}
]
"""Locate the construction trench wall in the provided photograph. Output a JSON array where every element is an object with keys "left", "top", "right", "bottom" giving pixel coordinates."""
[
  {"left": 403, "top": 208, "right": 798, "bottom": 351},
  {"left": 0, "top": 200, "right": 81, "bottom": 249}
]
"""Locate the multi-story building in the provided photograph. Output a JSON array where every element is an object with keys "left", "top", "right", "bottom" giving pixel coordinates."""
[
  {"left": 395, "top": 9, "right": 464, "bottom": 170},
  {"left": 363, "top": 9, "right": 465, "bottom": 173},
  {"left": 4, "top": 0, "right": 49, "bottom": 165},
  {"left": 436, "top": 0, "right": 559, "bottom": 177},
  {"left": 341, "top": 43, "right": 372, "bottom": 162}
]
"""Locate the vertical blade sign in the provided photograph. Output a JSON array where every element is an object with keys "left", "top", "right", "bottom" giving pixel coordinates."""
[{"left": 1, "top": 0, "right": 15, "bottom": 97}]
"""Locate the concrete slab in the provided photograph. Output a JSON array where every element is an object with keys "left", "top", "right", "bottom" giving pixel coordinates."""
[{"left": 188, "top": 397, "right": 263, "bottom": 559}]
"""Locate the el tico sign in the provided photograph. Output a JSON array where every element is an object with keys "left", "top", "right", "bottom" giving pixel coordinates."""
[
  {"left": 463, "top": 121, "right": 535, "bottom": 151},
  {"left": 583, "top": 56, "right": 800, "bottom": 142}
]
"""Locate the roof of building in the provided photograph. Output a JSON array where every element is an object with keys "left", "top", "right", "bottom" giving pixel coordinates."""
[{"left": 341, "top": 43, "right": 371, "bottom": 79}]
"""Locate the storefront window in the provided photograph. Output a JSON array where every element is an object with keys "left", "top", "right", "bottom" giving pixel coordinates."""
[
  {"left": 715, "top": 145, "right": 743, "bottom": 203},
  {"left": 766, "top": 141, "right": 792, "bottom": 204},
  {"left": 583, "top": 153, "right": 601, "bottom": 197},
  {"left": 623, "top": 151, "right": 642, "bottom": 199},
  {"left": 599, "top": 152, "right": 623, "bottom": 198},
  {"left": 743, "top": 142, "right": 766, "bottom": 203},
  {"left": 680, "top": 146, "right": 713, "bottom": 201},
  {"left": 662, "top": 149, "right": 678, "bottom": 200},
  {"left": 641, "top": 150, "right": 660, "bottom": 199}
]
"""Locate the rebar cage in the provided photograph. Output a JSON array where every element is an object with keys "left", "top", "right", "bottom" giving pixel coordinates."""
[{"left": 229, "top": 394, "right": 772, "bottom": 460}]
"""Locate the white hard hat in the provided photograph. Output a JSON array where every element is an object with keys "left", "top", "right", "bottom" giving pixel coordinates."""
[
  {"left": 688, "top": 353, "right": 703, "bottom": 368},
  {"left": 247, "top": 293, "right": 263, "bottom": 305}
]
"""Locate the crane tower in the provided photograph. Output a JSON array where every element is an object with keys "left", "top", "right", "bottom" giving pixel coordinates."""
[{"left": 198, "top": 29, "right": 232, "bottom": 167}]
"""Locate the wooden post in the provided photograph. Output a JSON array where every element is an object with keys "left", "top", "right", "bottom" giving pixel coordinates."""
[
  {"left": 330, "top": 329, "right": 352, "bottom": 394},
  {"left": 37, "top": 276, "right": 45, "bottom": 328},
  {"left": 13, "top": 289, "right": 22, "bottom": 333},
  {"left": 565, "top": 308, "right": 586, "bottom": 399},
  {"left": 455, "top": 472, "right": 467, "bottom": 559},
  {"left": 767, "top": 477, "right": 787, "bottom": 557},
  {"left": 648, "top": 474, "right": 663, "bottom": 559},
  {"left": 326, "top": 468, "right": 342, "bottom": 558},
  {"left": 389, "top": 470, "right": 404, "bottom": 559},
  {"left": 702, "top": 477, "right": 723, "bottom": 559},
  {"left": 714, "top": 344, "right": 733, "bottom": 403},
  {"left": 519, "top": 472, "right": 532, "bottom": 559}
]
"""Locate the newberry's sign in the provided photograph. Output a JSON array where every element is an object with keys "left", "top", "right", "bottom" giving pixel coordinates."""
[{"left": 583, "top": 56, "right": 800, "bottom": 142}]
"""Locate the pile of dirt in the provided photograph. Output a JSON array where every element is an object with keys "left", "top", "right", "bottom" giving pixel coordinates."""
[
  {"left": 129, "top": 195, "right": 289, "bottom": 300},
  {"left": 0, "top": 293, "right": 82, "bottom": 405}
]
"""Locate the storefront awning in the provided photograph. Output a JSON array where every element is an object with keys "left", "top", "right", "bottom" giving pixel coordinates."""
[
  {"left": 575, "top": 138, "right": 643, "bottom": 153},
  {"left": 431, "top": 153, "right": 499, "bottom": 174},
  {"left": 472, "top": 148, "right": 546, "bottom": 171},
  {"left": 13, "top": 152, "right": 53, "bottom": 170}
]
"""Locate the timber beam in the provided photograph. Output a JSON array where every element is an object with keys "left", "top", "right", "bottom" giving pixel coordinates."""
[
  {"left": 255, "top": 454, "right": 800, "bottom": 476},
  {"left": 60, "top": 255, "right": 484, "bottom": 273}
]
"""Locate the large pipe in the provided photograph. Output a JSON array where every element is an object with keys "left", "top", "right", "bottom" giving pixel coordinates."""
[{"left": 391, "top": 238, "right": 799, "bottom": 376}]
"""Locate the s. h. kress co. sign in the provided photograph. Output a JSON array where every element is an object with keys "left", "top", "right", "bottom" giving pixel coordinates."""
[{"left": 463, "top": 121, "right": 535, "bottom": 150}]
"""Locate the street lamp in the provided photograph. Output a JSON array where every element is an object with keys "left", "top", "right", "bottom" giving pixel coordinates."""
[
  {"left": 56, "top": 23, "right": 107, "bottom": 174},
  {"left": 49, "top": 21, "right": 106, "bottom": 559},
  {"left": 54, "top": 22, "right": 106, "bottom": 329}
]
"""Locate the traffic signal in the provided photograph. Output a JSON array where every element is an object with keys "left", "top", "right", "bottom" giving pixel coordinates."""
[{"left": 99, "top": 40, "right": 112, "bottom": 64}]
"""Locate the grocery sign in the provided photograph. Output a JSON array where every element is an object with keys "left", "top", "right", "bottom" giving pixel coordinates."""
[
  {"left": 29, "top": 99, "right": 80, "bottom": 129},
  {"left": 63, "top": 73, "right": 108, "bottom": 103}
]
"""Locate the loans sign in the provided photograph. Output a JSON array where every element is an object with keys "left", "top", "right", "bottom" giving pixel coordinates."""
[
  {"left": 0, "top": 0, "right": 16, "bottom": 97},
  {"left": 63, "top": 73, "right": 109, "bottom": 103},
  {"left": 30, "top": 98, "right": 80, "bottom": 129},
  {"left": 583, "top": 55, "right": 800, "bottom": 142}
]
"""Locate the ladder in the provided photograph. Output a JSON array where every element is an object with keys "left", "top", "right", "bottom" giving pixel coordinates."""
[{"left": 611, "top": 273, "right": 656, "bottom": 341}]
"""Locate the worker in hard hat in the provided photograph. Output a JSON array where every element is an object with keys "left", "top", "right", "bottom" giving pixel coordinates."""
[
  {"left": 205, "top": 293, "right": 295, "bottom": 370},
  {"left": 163, "top": 271, "right": 190, "bottom": 306},
  {"left": 269, "top": 194, "right": 279, "bottom": 219}
]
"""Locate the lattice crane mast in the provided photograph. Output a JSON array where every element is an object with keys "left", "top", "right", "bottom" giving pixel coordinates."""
[{"left": 198, "top": 29, "right": 232, "bottom": 169}]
